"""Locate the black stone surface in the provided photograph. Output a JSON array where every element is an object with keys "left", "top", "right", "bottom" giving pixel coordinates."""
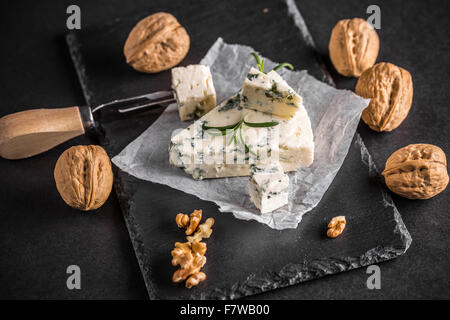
[
  {"left": 0, "top": 0, "right": 448, "bottom": 299},
  {"left": 66, "top": 0, "right": 410, "bottom": 299}
]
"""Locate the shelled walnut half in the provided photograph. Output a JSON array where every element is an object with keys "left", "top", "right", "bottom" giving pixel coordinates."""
[
  {"left": 327, "top": 216, "right": 346, "bottom": 238},
  {"left": 124, "top": 12, "right": 190, "bottom": 73},
  {"left": 54, "top": 145, "right": 113, "bottom": 211},
  {"left": 171, "top": 241, "right": 207, "bottom": 288},
  {"left": 382, "top": 144, "right": 449, "bottom": 199},
  {"left": 186, "top": 218, "right": 215, "bottom": 243},
  {"left": 176, "top": 209, "right": 202, "bottom": 235}
]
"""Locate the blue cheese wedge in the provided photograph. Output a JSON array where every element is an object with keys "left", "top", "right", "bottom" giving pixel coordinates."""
[
  {"left": 169, "top": 93, "right": 314, "bottom": 179},
  {"left": 248, "top": 163, "right": 289, "bottom": 213},
  {"left": 171, "top": 65, "right": 217, "bottom": 121},
  {"left": 241, "top": 67, "right": 301, "bottom": 118}
]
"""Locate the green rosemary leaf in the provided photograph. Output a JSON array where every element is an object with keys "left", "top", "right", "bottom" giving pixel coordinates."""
[
  {"left": 251, "top": 52, "right": 261, "bottom": 66},
  {"left": 238, "top": 126, "right": 249, "bottom": 153},
  {"left": 251, "top": 52, "right": 265, "bottom": 73},
  {"left": 238, "top": 126, "right": 256, "bottom": 156},
  {"left": 251, "top": 53, "right": 294, "bottom": 74},
  {"left": 202, "top": 122, "right": 239, "bottom": 132},
  {"left": 227, "top": 133, "right": 236, "bottom": 145},
  {"left": 202, "top": 116, "right": 276, "bottom": 154},
  {"left": 272, "top": 63, "right": 294, "bottom": 71},
  {"left": 243, "top": 120, "right": 279, "bottom": 128}
]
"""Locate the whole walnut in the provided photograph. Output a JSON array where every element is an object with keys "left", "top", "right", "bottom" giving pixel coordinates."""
[
  {"left": 124, "top": 12, "right": 190, "bottom": 73},
  {"left": 54, "top": 145, "right": 114, "bottom": 211},
  {"left": 356, "top": 62, "right": 413, "bottom": 132},
  {"left": 329, "top": 18, "right": 379, "bottom": 77},
  {"left": 382, "top": 144, "right": 449, "bottom": 199}
]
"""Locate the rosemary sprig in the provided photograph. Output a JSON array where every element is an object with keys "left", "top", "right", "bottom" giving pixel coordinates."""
[
  {"left": 202, "top": 117, "right": 279, "bottom": 154},
  {"left": 251, "top": 52, "right": 294, "bottom": 73},
  {"left": 201, "top": 122, "right": 241, "bottom": 133},
  {"left": 272, "top": 62, "right": 294, "bottom": 71},
  {"left": 238, "top": 125, "right": 252, "bottom": 154},
  {"left": 251, "top": 52, "right": 265, "bottom": 73},
  {"left": 244, "top": 120, "right": 279, "bottom": 127}
]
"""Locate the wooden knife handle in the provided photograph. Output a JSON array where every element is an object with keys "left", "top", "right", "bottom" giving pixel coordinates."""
[{"left": 0, "top": 106, "right": 86, "bottom": 159}]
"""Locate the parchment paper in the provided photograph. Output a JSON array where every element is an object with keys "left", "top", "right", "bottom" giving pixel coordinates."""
[{"left": 112, "top": 38, "right": 369, "bottom": 230}]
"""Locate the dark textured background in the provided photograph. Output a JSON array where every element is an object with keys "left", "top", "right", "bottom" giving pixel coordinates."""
[{"left": 0, "top": 0, "right": 448, "bottom": 299}]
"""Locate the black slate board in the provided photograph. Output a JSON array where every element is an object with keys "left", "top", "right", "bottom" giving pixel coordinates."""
[{"left": 66, "top": 0, "right": 411, "bottom": 299}]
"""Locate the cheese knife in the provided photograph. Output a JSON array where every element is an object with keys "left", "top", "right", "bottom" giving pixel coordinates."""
[{"left": 0, "top": 91, "right": 175, "bottom": 159}]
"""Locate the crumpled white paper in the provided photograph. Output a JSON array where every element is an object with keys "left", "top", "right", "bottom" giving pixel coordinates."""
[{"left": 112, "top": 38, "right": 369, "bottom": 230}]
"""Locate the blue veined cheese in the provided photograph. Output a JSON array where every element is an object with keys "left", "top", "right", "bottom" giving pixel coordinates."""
[
  {"left": 248, "top": 163, "right": 289, "bottom": 213},
  {"left": 169, "top": 94, "right": 314, "bottom": 180},
  {"left": 171, "top": 65, "right": 217, "bottom": 121},
  {"left": 241, "top": 67, "right": 301, "bottom": 118},
  {"left": 169, "top": 94, "right": 278, "bottom": 179}
]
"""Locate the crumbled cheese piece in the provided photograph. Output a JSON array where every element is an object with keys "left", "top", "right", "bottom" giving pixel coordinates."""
[
  {"left": 172, "top": 65, "right": 217, "bottom": 121},
  {"left": 241, "top": 67, "right": 301, "bottom": 118},
  {"left": 248, "top": 162, "right": 289, "bottom": 213}
]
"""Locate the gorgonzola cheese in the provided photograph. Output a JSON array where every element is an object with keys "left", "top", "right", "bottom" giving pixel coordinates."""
[
  {"left": 169, "top": 93, "right": 314, "bottom": 179},
  {"left": 248, "top": 162, "right": 289, "bottom": 213},
  {"left": 171, "top": 64, "right": 217, "bottom": 121},
  {"left": 241, "top": 67, "right": 301, "bottom": 118}
]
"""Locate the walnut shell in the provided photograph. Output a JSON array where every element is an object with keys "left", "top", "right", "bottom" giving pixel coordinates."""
[
  {"left": 54, "top": 145, "right": 114, "bottom": 211},
  {"left": 356, "top": 62, "right": 413, "bottom": 132},
  {"left": 124, "top": 12, "right": 190, "bottom": 73},
  {"left": 382, "top": 144, "right": 449, "bottom": 199},
  {"left": 329, "top": 18, "right": 379, "bottom": 77}
]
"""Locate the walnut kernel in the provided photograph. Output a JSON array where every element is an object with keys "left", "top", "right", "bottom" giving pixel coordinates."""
[
  {"left": 171, "top": 241, "right": 207, "bottom": 284},
  {"left": 186, "top": 272, "right": 206, "bottom": 289},
  {"left": 176, "top": 209, "right": 202, "bottom": 235},
  {"left": 175, "top": 213, "right": 190, "bottom": 228},
  {"left": 171, "top": 211, "right": 214, "bottom": 288},
  {"left": 327, "top": 216, "right": 346, "bottom": 238},
  {"left": 187, "top": 217, "right": 215, "bottom": 243}
]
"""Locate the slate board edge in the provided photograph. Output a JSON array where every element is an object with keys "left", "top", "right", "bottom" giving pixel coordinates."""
[
  {"left": 287, "top": 0, "right": 411, "bottom": 252},
  {"left": 64, "top": 1, "right": 412, "bottom": 299},
  {"left": 113, "top": 175, "right": 156, "bottom": 299},
  {"left": 285, "top": 0, "right": 335, "bottom": 86},
  {"left": 190, "top": 133, "right": 412, "bottom": 299},
  {"left": 66, "top": 32, "right": 155, "bottom": 299},
  {"left": 354, "top": 134, "right": 412, "bottom": 250},
  {"left": 111, "top": 135, "right": 412, "bottom": 300},
  {"left": 66, "top": 33, "right": 96, "bottom": 107},
  {"left": 286, "top": 0, "right": 411, "bottom": 252}
]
